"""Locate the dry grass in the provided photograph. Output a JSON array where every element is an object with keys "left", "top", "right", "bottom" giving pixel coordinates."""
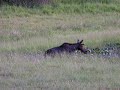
[
  {"left": 0, "top": 12, "right": 120, "bottom": 89},
  {"left": 0, "top": 13, "right": 120, "bottom": 52},
  {"left": 0, "top": 53, "right": 120, "bottom": 89}
]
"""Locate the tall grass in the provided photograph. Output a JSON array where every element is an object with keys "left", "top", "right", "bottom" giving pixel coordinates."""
[
  {"left": 0, "top": 53, "right": 120, "bottom": 89},
  {"left": 0, "top": 3, "right": 120, "bottom": 17},
  {"left": 0, "top": 13, "right": 120, "bottom": 53},
  {"left": 0, "top": 1, "right": 120, "bottom": 89}
]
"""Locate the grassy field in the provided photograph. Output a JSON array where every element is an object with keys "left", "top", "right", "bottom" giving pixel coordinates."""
[
  {"left": 0, "top": 13, "right": 120, "bottom": 52},
  {"left": 0, "top": 2, "right": 120, "bottom": 89},
  {"left": 0, "top": 53, "right": 120, "bottom": 89}
]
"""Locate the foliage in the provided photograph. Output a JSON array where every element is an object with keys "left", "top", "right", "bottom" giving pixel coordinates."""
[{"left": 0, "top": 3, "right": 120, "bottom": 17}]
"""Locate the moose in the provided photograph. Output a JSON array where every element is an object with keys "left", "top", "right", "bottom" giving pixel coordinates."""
[{"left": 44, "top": 40, "right": 89, "bottom": 57}]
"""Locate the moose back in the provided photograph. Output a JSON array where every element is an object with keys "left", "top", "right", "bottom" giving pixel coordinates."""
[{"left": 44, "top": 40, "right": 88, "bottom": 57}]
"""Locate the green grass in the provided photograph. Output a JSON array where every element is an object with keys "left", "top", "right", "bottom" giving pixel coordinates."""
[
  {"left": 0, "top": 13, "right": 120, "bottom": 53},
  {"left": 53, "top": 0, "right": 120, "bottom": 4},
  {"left": 0, "top": 1, "right": 120, "bottom": 89},
  {"left": 1, "top": 3, "right": 120, "bottom": 17}
]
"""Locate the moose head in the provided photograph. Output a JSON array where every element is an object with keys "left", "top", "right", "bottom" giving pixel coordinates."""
[{"left": 77, "top": 39, "right": 88, "bottom": 54}]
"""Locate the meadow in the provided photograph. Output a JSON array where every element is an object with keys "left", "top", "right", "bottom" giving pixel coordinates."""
[{"left": 0, "top": 1, "right": 120, "bottom": 89}]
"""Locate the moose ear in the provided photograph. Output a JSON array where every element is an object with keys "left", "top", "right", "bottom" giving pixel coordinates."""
[
  {"left": 80, "top": 40, "right": 83, "bottom": 43},
  {"left": 77, "top": 39, "right": 80, "bottom": 43}
]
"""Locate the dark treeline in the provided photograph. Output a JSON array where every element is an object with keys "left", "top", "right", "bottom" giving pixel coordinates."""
[
  {"left": 1, "top": 0, "right": 52, "bottom": 7},
  {"left": 0, "top": 0, "right": 119, "bottom": 7}
]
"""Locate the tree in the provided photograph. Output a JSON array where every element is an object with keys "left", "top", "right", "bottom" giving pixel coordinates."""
[{"left": 2, "top": 0, "right": 52, "bottom": 7}]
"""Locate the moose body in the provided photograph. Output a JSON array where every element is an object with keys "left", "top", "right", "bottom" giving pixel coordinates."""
[{"left": 44, "top": 40, "right": 88, "bottom": 57}]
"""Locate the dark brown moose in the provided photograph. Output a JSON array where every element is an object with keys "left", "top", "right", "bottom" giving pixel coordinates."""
[{"left": 44, "top": 40, "right": 88, "bottom": 57}]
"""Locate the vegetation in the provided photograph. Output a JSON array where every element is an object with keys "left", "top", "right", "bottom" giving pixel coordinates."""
[
  {"left": 1, "top": 3, "right": 120, "bottom": 17},
  {"left": 0, "top": 13, "right": 120, "bottom": 53},
  {"left": 0, "top": 0, "right": 120, "bottom": 89},
  {"left": 2, "top": 0, "right": 120, "bottom": 6},
  {"left": 0, "top": 53, "right": 120, "bottom": 89}
]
